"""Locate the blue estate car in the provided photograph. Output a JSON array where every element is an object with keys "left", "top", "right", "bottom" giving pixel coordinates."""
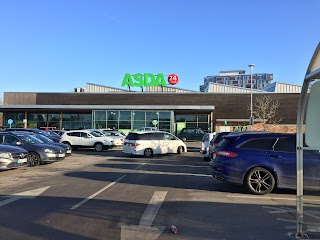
[{"left": 210, "top": 132, "right": 320, "bottom": 195}]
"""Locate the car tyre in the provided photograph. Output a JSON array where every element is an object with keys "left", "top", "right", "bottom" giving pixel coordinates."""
[
  {"left": 177, "top": 146, "right": 184, "bottom": 154},
  {"left": 245, "top": 167, "right": 275, "bottom": 195},
  {"left": 203, "top": 156, "right": 210, "bottom": 161},
  {"left": 94, "top": 143, "right": 103, "bottom": 152},
  {"left": 144, "top": 148, "right": 153, "bottom": 157},
  {"left": 28, "top": 152, "right": 41, "bottom": 166},
  {"left": 63, "top": 141, "right": 71, "bottom": 149}
]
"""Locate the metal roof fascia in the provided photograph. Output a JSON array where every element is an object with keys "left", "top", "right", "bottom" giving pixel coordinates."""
[{"left": 0, "top": 105, "right": 215, "bottom": 110}]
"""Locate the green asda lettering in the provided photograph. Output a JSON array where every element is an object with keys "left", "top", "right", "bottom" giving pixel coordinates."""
[{"left": 121, "top": 73, "right": 167, "bottom": 87}]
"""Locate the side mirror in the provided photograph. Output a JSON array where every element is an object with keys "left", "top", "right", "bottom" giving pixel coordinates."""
[{"left": 16, "top": 142, "right": 22, "bottom": 146}]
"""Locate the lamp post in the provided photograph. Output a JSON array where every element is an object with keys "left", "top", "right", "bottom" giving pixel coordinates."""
[{"left": 248, "top": 64, "right": 255, "bottom": 130}]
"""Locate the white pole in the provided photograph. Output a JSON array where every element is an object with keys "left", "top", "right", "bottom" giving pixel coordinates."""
[{"left": 248, "top": 64, "right": 255, "bottom": 131}]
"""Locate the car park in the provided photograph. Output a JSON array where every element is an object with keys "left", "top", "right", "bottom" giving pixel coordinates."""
[
  {"left": 210, "top": 132, "right": 320, "bottom": 195},
  {"left": 0, "top": 145, "right": 28, "bottom": 170},
  {"left": 200, "top": 132, "right": 216, "bottom": 160},
  {"left": 177, "top": 128, "right": 205, "bottom": 142},
  {"left": 0, "top": 132, "right": 65, "bottom": 166},
  {"left": 123, "top": 131, "right": 187, "bottom": 157},
  {"left": 59, "top": 130, "right": 114, "bottom": 152}
]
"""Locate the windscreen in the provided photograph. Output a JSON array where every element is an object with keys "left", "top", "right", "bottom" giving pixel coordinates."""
[
  {"left": 90, "top": 131, "right": 102, "bottom": 137},
  {"left": 19, "top": 135, "right": 44, "bottom": 144},
  {"left": 35, "top": 134, "right": 54, "bottom": 144}
]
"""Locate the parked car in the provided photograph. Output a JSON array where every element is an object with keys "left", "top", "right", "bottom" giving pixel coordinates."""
[
  {"left": 123, "top": 131, "right": 187, "bottom": 157},
  {"left": 0, "top": 145, "right": 28, "bottom": 170},
  {"left": 209, "top": 132, "right": 320, "bottom": 195},
  {"left": 59, "top": 130, "right": 114, "bottom": 152},
  {"left": 177, "top": 128, "right": 205, "bottom": 142},
  {"left": 200, "top": 132, "right": 216, "bottom": 160},
  {"left": 5, "top": 128, "right": 60, "bottom": 142},
  {"left": 31, "top": 133, "right": 72, "bottom": 156},
  {"left": 45, "top": 130, "right": 62, "bottom": 138},
  {"left": 92, "top": 129, "right": 124, "bottom": 146},
  {"left": 47, "top": 130, "right": 66, "bottom": 136},
  {"left": 208, "top": 132, "right": 231, "bottom": 160},
  {"left": 0, "top": 132, "right": 65, "bottom": 166}
]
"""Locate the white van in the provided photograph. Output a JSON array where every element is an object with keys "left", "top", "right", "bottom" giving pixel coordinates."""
[{"left": 123, "top": 131, "right": 187, "bottom": 157}]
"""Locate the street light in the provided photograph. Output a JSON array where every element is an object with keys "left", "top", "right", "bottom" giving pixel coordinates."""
[{"left": 248, "top": 64, "right": 255, "bottom": 130}]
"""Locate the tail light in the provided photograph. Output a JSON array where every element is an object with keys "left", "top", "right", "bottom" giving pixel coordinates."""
[
  {"left": 213, "top": 142, "right": 218, "bottom": 146},
  {"left": 216, "top": 150, "right": 238, "bottom": 158},
  {"left": 131, "top": 143, "right": 140, "bottom": 146}
]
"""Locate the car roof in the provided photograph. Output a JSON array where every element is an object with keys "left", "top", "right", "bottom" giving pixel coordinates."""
[
  {"left": 128, "top": 131, "right": 165, "bottom": 134},
  {"left": 225, "top": 131, "right": 295, "bottom": 138},
  {"left": 65, "top": 130, "right": 91, "bottom": 133}
]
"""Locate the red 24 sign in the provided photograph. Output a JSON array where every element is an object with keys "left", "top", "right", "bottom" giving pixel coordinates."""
[{"left": 168, "top": 74, "right": 179, "bottom": 85}]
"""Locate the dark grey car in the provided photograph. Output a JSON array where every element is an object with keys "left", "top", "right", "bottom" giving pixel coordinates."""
[{"left": 32, "top": 133, "right": 72, "bottom": 156}]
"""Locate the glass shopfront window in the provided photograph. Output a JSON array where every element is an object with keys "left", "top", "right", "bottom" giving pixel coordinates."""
[
  {"left": 133, "top": 111, "right": 145, "bottom": 121},
  {"left": 92, "top": 110, "right": 173, "bottom": 133},
  {"left": 175, "top": 114, "right": 209, "bottom": 132},
  {"left": 107, "top": 111, "right": 119, "bottom": 121}
]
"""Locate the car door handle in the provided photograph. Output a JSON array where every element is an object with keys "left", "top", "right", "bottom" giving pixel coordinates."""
[{"left": 269, "top": 155, "right": 282, "bottom": 158}]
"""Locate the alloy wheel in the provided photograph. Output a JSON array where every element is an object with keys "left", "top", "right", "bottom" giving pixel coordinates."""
[
  {"left": 28, "top": 153, "right": 41, "bottom": 166},
  {"left": 246, "top": 167, "right": 275, "bottom": 195}
]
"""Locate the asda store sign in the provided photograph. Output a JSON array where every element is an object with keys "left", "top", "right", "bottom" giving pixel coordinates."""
[{"left": 121, "top": 73, "right": 178, "bottom": 87}]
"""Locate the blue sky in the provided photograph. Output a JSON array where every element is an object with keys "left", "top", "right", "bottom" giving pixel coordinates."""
[{"left": 0, "top": 0, "right": 319, "bottom": 96}]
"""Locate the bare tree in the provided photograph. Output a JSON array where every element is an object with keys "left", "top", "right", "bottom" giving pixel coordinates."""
[{"left": 247, "top": 95, "right": 283, "bottom": 130}]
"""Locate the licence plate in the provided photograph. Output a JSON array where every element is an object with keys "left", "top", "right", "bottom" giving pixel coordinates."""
[
  {"left": 16, "top": 158, "right": 27, "bottom": 164},
  {"left": 58, "top": 154, "right": 65, "bottom": 157}
]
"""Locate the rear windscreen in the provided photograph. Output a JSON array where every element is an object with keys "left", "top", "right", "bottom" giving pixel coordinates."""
[
  {"left": 126, "top": 133, "right": 163, "bottom": 140},
  {"left": 217, "top": 138, "right": 236, "bottom": 149},
  {"left": 126, "top": 133, "right": 139, "bottom": 140},
  {"left": 213, "top": 132, "right": 230, "bottom": 143}
]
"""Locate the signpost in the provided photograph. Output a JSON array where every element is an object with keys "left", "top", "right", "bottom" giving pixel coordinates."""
[
  {"left": 290, "top": 42, "right": 320, "bottom": 239},
  {"left": 152, "top": 120, "right": 158, "bottom": 127},
  {"left": 7, "top": 119, "right": 13, "bottom": 128}
]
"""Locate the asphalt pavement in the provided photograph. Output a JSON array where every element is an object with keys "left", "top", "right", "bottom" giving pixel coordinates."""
[{"left": 0, "top": 142, "right": 319, "bottom": 240}]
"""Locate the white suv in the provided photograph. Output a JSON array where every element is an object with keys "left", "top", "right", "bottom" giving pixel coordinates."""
[
  {"left": 123, "top": 131, "right": 187, "bottom": 157},
  {"left": 59, "top": 130, "right": 114, "bottom": 152}
]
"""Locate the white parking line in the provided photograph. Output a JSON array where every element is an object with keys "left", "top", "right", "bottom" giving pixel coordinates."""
[
  {"left": 226, "top": 195, "right": 320, "bottom": 202},
  {"left": 139, "top": 191, "right": 167, "bottom": 227},
  {"left": 135, "top": 162, "right": 147, "bottom": 170},
  {"left": 70, "top": 175, "right": 127, "bottom": 210},
  {"left": 143, "top": 163, "right": 208, "bottom": 168}
]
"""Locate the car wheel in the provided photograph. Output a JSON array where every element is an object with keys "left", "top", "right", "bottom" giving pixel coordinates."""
[
  {"left": 144, "top": 148, "right": 153, "bottom": 157},
  {"left": 28, "top": 152, "right": 41, "bottom": 166},
  {"left": 177, "top": 146, "right": 183, "bottom": 154},
  {"left": 203, "top": 156, "right": 210, "bottom": 161},
  {"left": 63, "top": 141, "right": 71, "bottom": 149},
  {"left": 245, "top": 167, "right": 275, "bottom": 195},
  {"left": 181, "top": 137, "right": 187, "bottom": 142},
  {"left": 94, "top": 143, "right": 103, "bottom": 152}
]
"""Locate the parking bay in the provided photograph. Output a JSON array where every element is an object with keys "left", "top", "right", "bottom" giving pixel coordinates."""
[{"left": 0, "top": 144, "right": 319, "bottom": 240}]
